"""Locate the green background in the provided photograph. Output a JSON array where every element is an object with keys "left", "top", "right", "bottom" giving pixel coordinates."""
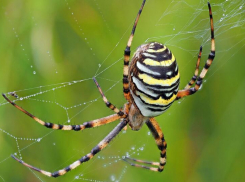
[{"left": 0, "top": 0, "right": 245, "bottom": 181}]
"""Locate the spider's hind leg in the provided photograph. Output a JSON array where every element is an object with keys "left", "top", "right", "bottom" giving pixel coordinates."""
[
  {"left": 184, "top": 46, "right": 202, "bottom": 89},
  {"left": 123, "top": 0, "right": 146, "bottom": 101},
  {"left": 176, "top": 2, "right": 215, "bottom": 100}
]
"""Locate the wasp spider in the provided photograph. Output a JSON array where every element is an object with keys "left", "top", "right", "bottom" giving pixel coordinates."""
[{"left": 3, "top": 0, "right": 215, "bottom": 177}]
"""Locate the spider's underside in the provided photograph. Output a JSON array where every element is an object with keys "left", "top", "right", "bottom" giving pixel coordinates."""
[{"left": 3, "top": 0, "right": 215, "bottom": 178}]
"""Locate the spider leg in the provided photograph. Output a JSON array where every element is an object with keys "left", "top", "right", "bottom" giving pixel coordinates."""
[
  {"left": 93, "top": 77, "right": 125, "bottom": 117},
  {"left": 184, "top": 46, "right": 202, "bottom": 89},
  {"left": 2, "top": 93, "right": 121, "bottom": 131},
  {"left": 176, "top": 2, "right": 215, "bottom": 99},
  {"left": 123, "top": 157, "right": 160, "bottom": 171},
  {"left": 121, "top": 102, "right": 131, "bottom": 130},
  {"left": 123, "top": 0, "right": 146, "bottom": 101},
  {"left": 123, "top": 118, "right": 166, "bottom": 172},
  {"left": 11, "top": 118, "right": 129, "bottom": 177}
]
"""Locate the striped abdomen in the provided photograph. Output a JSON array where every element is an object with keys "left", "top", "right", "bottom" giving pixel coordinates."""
[{"left": 129, "top": 42, "right": 180, "bottom": 117}]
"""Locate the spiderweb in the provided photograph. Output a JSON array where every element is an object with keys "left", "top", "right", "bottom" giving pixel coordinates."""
[{"left": 1, "top": 0, "right": 245, "bottom": 181}]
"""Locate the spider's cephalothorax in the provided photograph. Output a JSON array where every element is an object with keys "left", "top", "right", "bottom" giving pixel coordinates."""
[
  {"left": 129, "top": 42, "right": 179, "bottom": 118},
  {"left": 3, "top": 0, "right": 215, "bottom": 177}
]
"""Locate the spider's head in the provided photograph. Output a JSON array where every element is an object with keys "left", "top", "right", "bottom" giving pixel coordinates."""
[{"left": 128, "top": 103, "right": 149, "bottom": 131}]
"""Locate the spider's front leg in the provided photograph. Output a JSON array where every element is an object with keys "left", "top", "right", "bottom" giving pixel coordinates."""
[
  {"left": 123, "top": 118, "right": 167, "bottom": 172},
  {"left": 2, "top": 93, "right": 122, "bottom": 131},
  {"left": 12, "top": 118, "right": 129, "bottom": 177}
]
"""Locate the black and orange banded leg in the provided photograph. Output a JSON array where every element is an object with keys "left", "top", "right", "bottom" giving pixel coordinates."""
[
  {"left": 123, "top": 118, "right": 167, "bottom": 172},
  {"left": 123, "top": 0, "right": 146, "bottom": 101},
  {"left": 12, "top": 118, "right": 129, "bottom": 177},
  {"left": 2, "top": 93, "right": 121, "bottom": 131},
  {"left": 93, "top": 77, "right": 125, "bottom": 117},
  {"left": 185, "top": 46, "right": 202, "bottom": 89},
  {"left": 176, "top": 2, "right": 215, "bottom": 100}
]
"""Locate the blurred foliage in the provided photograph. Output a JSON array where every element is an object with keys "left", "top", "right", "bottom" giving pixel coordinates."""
[{"left": 0, "top": 0, "right": 245, "bottom": 182}]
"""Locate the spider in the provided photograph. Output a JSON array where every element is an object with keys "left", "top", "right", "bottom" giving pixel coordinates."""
[{"left": 3, "top": 0, "right": 215, "bottom": 178}]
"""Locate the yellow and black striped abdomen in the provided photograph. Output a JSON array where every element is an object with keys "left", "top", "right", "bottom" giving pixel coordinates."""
[{"left": 129, "top": 42, "right": 180, "bottom": 117}]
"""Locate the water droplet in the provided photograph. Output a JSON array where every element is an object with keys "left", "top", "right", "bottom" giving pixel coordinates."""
[
  {"left": 67, "top": 119, "right": 70, "bottom": 123},
  {"left": 30, "top": 65, "right": 33, "bottom": 68},
  {"left": 239, "top": 6, "right": 243, "bottom": 9},
  {"left": 33, "top": 71, "right": 36, "bottom": 74},
  {"left": 131, "top": 146, "right": 135, "bottom": 150},
  {"left": 98, "top": 64, "right": 101, "bottom": 67},
  {"left": 147, "top": 131, "right": 151, "bottom": 135},
  {"left": 20, "top": 97, "right": 23, "bottom": 101},
  {"left": 199, "top": 84, "right": 203, "bottom": 90},
  {"left": 37, "top": 138, "right": 42, "bottom": 142},
  {"left": 110, "top": 175, "right": 116, "bottom": 181}
]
